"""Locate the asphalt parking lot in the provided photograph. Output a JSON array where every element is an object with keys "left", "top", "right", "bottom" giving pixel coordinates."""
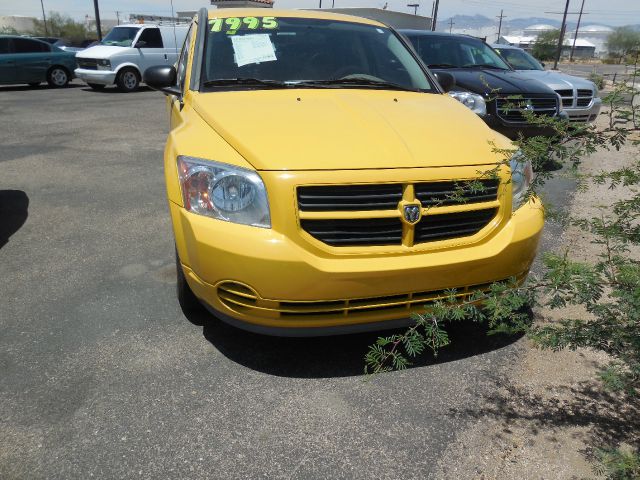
[{"left": 1, "top": 81, "right": 567, "bottom": 479}]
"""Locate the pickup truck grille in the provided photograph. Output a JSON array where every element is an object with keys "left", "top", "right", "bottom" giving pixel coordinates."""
[
  {"left": 495, "top": 96, "right": 558, "bottom": 123},
  {"left": 77, "top": 58, "right": 98, "bottom": 70},
  {"left": 576, "top": 89, "right": 593, "bottom": 107},
  {"left": 297, "top": 179, "right": 500, "bottom": 247}
]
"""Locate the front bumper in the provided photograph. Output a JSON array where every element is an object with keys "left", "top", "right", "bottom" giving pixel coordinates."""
[
  {"left": 172, "top": 185, "right": 544, "bottom": 334},
  {"left": 74, "top": 68, "right": 116, "bottom": 86},
  {"left": 564, "top": 97, "right": 602, "bottom": 123}
]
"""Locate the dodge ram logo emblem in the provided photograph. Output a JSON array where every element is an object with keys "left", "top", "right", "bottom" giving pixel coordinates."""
[{"left": 403, "top": 204, "right": 421, "bottom": 225}]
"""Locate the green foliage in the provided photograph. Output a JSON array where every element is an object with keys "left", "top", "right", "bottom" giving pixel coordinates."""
[
  {"left": 0, "top": 26, "right": 19, "bottom": 35},
  {"left": 589, "top": 72, "right": 605, "bottom": 90},
  {"left": 31, "top": 12, "right": 90, "bottom": 43},
  {"left": 594, "top": 447, "right": 640, "bottom": 480},
  {"left": 606, "top": 27, "right": 640, "bottom": 64},
  {"left": 532, "top": 29, "right": 561, "bottom": 61}
]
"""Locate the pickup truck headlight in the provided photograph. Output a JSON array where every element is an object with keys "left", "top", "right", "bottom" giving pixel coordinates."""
[
  {"left": 448, "top": 91, "right": 487, "bottom": 116},
  {"left": 510, "top": 151, "right": 533, "bottom": 210},
  {"left": 177, "top": 156, "right": 271, "bottom": 228}
]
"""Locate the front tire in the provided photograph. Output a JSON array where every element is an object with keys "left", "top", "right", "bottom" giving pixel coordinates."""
[
  {"left": 116, "top": 68, "right": 140, "bottom": 92},
  {"left": 46, "top": 67, "right": 70, "bottom": 88},
  {"left": 87, "top": 83, "right": 106, "bottom": 91}
]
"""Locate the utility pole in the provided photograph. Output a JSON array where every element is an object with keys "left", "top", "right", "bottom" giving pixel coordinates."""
[
  {"left": 553, "top": 0, "right": 570, "bottom": 70},
  {"left": 318, "top": 0, "right": 322, "bottom": 8},
  {"left": 496, "top": 9, "right": 507, "bottom": 43},
  {"left": 448, "top": 18, "right": 454, "bottom": 33},
  {"left": 407, "top": 3, "right": 420, "bottom": 15},
  {"left": 116, "top": 10, "right": 120, "bottom": 25},
  {"left": 93, "top": 0, "right": 103, "bottom": 41},
  {"left": 431, "top": 0, "right": 439, "bottom": 31},
  {"left": 39, "top": 0, "right": 48, "bottom": 36},
  {"left": 570, "top": 0, "right": 585, "bottom": 62}
]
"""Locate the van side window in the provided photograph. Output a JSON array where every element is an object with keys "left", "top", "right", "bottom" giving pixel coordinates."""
[
  {"left": 13, "top": 38, "right": 50, "bottom": 53},
  {"left": 177, "top": 25, "right": 194, "bottom": 92},
  {"left": 0, "top": 38, "right": 10, "bottom": 54},
  {"left": 138, "top": 28, "right": 163, "bottom": 48}
]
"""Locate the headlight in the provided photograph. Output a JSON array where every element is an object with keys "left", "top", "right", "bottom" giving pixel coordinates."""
[
  {"left": 98, "top": 59, "right": 111, "bottom": 69},
  {"left": 177, "top": 156, "right": 271, "bottom": 228},
  {"left": 510, "top": 151, "right": 533, "bottom": 210},
  {"left": 448, "top": 91, "right": 487, "bottom": 116}
]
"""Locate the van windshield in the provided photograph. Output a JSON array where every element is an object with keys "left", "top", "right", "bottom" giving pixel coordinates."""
[
  {"left": 102, "top": 27, "right": 140, "bottom": 47},
  {"left": 202, "top": 17, "right": 433, "bottom": 92}
]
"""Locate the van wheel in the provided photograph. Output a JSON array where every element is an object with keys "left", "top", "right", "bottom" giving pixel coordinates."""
[
  {"left": 116, "top": 68, "right": 140, "bottom": 92},
  {"left": 46, "top": 67, "right": 70, "bottom": 87},
  {"left": 176, "top": 249, "right": 202, "bottom": 313},
  {"left": 87, "top": 83, "right": 106, "bottom": 90}
]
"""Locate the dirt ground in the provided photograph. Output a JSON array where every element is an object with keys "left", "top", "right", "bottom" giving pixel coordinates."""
[{"left": 434, "top": 116, "right": 640, "bottom": 479}]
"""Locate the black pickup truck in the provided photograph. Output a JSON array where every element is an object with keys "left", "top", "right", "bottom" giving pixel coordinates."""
[{"left": 400, "top": 30, "right": 563, "bottom": 139}]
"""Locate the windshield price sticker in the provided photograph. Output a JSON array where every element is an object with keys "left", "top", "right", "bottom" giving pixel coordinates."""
[
  {"left": 231, "top": 34, "right": 277, "bottom": 67},
  {"left": 209, "top": 17, "right": 279, "bottom": 35}
]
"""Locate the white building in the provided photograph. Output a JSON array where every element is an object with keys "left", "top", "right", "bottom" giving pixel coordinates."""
[{"left": 0, "top": 15, "right": 36, "bottom": 33}]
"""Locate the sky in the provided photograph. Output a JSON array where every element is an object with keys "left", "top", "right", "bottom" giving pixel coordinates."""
[{"left": 1, "top": 0, "right": 638, "bottom": 26}]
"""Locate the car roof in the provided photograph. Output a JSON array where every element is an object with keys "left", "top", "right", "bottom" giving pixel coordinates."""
[
  {"left": 206, "top": 8, "right": 384, "bottom": 27},
  {"left": 491, "top": 44, "right": 521, "bottom": 50},
  {"left": 0, "top": 35, "right": 51, "bottom": 43}
]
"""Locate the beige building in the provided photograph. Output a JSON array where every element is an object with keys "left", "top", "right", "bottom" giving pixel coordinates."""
[{"left": 0, "top": 15, "right": 37, "bottom": 34}]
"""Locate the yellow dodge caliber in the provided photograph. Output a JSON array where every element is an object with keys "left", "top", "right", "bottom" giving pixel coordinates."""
[{"left": 143, "top": 8, "right": 543, "bottom": 335}]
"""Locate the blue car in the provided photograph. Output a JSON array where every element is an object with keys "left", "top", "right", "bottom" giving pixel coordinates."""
[{"left": 0, "top": 35, "right": 77, "bottom": 87}]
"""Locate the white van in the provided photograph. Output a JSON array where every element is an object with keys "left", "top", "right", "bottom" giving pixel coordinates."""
[{"left": 75, "top": 24, "right": 189, "bottom": 92}]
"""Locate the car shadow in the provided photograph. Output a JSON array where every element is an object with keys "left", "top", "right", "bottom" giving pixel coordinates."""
[
  {"left": 0, "top": 190, "right": 29, "bottom": 249},
  {"left": 79, "top": 85, "right": 154, "bottom": 94},
  {"left": 186, "top": 306, "right": 524, "bottom": 379},
  {"left": 0, "top": 83, "right": 83, "bottom": 92}
]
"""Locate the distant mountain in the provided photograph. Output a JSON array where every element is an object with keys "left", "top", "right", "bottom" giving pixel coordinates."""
[{"left": 436, "top": 14, "right": 622, "bottom": 33}]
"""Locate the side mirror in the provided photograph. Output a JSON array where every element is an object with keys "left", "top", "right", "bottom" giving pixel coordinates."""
[
  {"left": 134, "top": 40, "right": 147, "bottom": 48},
  {"left": 144, "top": 65, "right": 181, "bottom": 96},
  {"left": 433, "top": 71, "right": 455, "bottom": 92}
]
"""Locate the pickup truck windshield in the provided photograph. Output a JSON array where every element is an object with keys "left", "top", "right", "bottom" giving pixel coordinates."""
[
  {"left": 407, "top": 34, "right": 511, "bottom": 70},
  {"left": 101, "top": 27, "right": 140, "bottom": 47},
  {"left": 202, "top": 17, "right": 433, "bottom": 91}
]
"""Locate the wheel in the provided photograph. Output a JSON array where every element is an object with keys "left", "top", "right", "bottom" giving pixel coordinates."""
[
  {"left": 116, "top": 68, "right": 140, "bottom": 92},
  {"left": 87, "top": 83, "right": 106, "bottom": 91},
  {"left": 28, "top": 82, "right": 40, "bottom": 87},
  {"left": 46, "top": 67, "right": 70, "bottom": 88},
  {"left": 176, "top": 249, "right": 202, "bottom": 313}
]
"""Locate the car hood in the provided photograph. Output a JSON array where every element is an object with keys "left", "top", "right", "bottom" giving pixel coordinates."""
[
  {"left": 76, "top": 45, "right": 128, "bottom": 59},
  {"left": 435, "top": 68, "right": 556, "bottom": 96},
  {"left": 191, "top": 89, "right": 511, "bottom": 171},
  {"left": 513, "top": 69, "right": 596, "bottom": 92}
]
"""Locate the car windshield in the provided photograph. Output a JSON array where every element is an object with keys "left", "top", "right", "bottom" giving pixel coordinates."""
[
  {"left": 101, "top": 27, "right": 140, "bottom": 47},
  {"left": 202, "top": 16, "right": 433, "bottom": 91},
  {"left": 495, "top": 47, "right": 544, "bottom": 71},
  {"left": 407, "top": 34, "right": 511, "bottom": 70}
]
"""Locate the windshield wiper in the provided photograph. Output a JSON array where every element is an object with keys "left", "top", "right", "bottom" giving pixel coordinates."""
[
  {"left": 294, "top": 77, "right": 420, "bottom": 92},
  {"left": 427, "top": 63, "right": 458, "bottom": 69},
  {"left": 460, "top": 64, "right": 509, "bottom": 70},
  {"left": 202, "top": 78, "right": 290, "bottom": 89}
]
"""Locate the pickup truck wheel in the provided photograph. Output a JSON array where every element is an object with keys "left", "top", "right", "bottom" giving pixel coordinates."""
[
  {"left": 87, "top": 83, "right": 106, "bottom": 90},
  {"left": 116, "top": 68, "right": 140, "bottom": 92},
  {"left": 46, "top": 67, "right": 70, "bottom": 87},
  {"left": 176, "top": 250, "right": 202, "bottom": 313}
]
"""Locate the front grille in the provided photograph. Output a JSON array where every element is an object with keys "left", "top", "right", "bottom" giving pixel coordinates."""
[
  {"left": 414, "top": 208, "right": 498, "bottom": 243},
  {"left": 297, "top": 184, "right": 402, "bottom": 211},
  {"left": 298, "top": 180, "right": 500, "bottom": 248},
  {"left": 77, "top": 58, "right": 98, "bottom": 70},
  {"left": 576, "top": 89, "right": 593, "bottom": 107},
  {"left": 217, "top": 277, "right": 522, "bottom": 321},
  {"left": 300, "top": 218, "right": 403, "bottom": 246},
  {"left": 414, "top": 179, "right": 499, "bottom": 206},
  {"left": 495, "top": 96, "right": 558, "bottom": 123},
  {"left": 555, "top": 89, "right": 574, "bottom": 108}
]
